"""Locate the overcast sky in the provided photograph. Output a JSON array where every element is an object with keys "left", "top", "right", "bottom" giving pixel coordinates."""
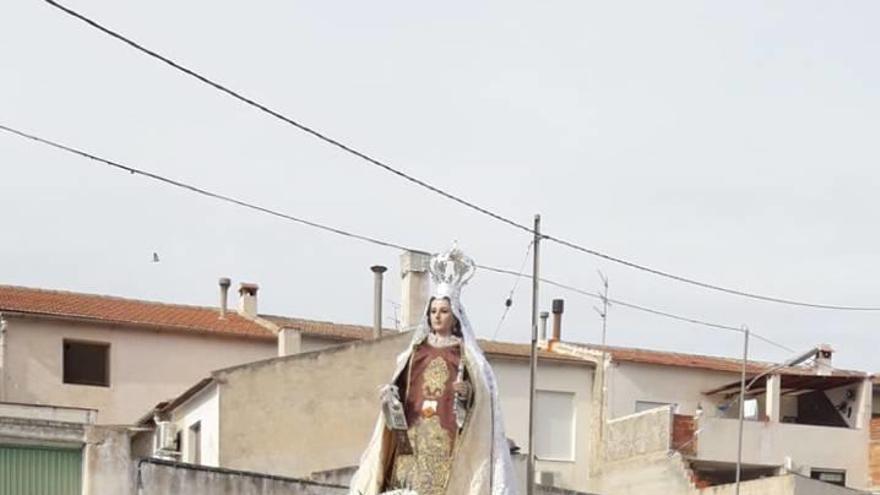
[{"left": 2, "top": 1, "right": 878, "bottom": 370}]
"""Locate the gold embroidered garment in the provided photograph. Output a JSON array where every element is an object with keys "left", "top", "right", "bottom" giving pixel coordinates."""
[{"left": 388, "top": 343, "right": 462, "bottom": 495}]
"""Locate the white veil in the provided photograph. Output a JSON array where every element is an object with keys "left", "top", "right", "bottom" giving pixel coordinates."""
[{"left": 348, "top": 245, "right": 517, "bottom": 495}]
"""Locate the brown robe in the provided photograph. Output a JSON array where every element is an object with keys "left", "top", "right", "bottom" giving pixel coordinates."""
[{"left": 386, "top": 342, "right": 468, "bottom": 494}]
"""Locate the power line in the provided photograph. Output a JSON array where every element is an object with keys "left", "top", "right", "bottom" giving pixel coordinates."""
[
  {"left": 42, "top": 0, "right": 880, "bottom": 312},
  {"left": 491, "top": 241, "right": 534, "bottom": 340},
  {"left": 0, "top": 123, "right": 804, "bottom": 355},
  {"left": 478, "top": 265, "right": 795, "bottom": 354},
  {"left": 0, "top": 123, "right": 798, "bottom": 354},
  {"left": 0, "top": 124, "right": 409, "bottom": 252}
]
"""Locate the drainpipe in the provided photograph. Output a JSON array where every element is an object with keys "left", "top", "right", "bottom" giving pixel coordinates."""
[
  {"left": 371, "top": 266, "right": 387, "bottom": 339},
  {"left": 0, "top": 313, "right": 6, "bottom": 401}
]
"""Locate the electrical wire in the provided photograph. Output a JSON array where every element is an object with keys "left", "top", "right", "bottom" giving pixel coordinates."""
[
  {"left": 490, "top": 241, "right": 533, "bottom": 340},
  {"left": 42, "top": 0, "right": 880, "bottom": 312},
  {"left": 0, "top": 123, "right": 795, "bottom": 354},
  {"left": 478, "top": 265, "right": 796, "bottom": 354}
]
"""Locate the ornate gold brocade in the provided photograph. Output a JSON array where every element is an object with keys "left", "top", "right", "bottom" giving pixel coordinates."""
[
  {"left": 422, "top": 356, "right": 450, "bottom": 399},
  {"left": 391, "top": 416, "right": 453, "bottom": 495}
]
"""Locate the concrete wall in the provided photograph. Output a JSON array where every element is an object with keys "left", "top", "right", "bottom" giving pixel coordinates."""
[
  {"left": 603, "top": 406, "right": 672, "bottom": 463},
  {"left": 698, "top": 474, "right": 866, "bottom": 495},
  {"left": 607, "top": 361, "right": 740, "bottom": 419},
  {"left": 493, "top": 357, "right": 593, "bottom": 490},
  {"left": 696, "top": 417, "right": 869, "bottom": 489},
  {"left": 136, "top": 459, "right": 347, "bottom": 495},
  {"left": 3, "top": 316, "right": 275, "bottom": 423},
  {"left": 588, "top": 452, "right": 694, "bottom": 495},
  {"left": 216, "top": 333, "right": 410, "bottom": 477}
]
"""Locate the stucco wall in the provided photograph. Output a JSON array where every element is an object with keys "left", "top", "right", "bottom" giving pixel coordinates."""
[
  {"left": 136, "top": 459, "right": 347, "bottom": 495},
  {"left": 607, "top": 361, "right": 740, "bottom": 419},
  {"left": 3, "top": 316, "right": 275, "bottom": 423},
  {"left": 696, "top": 417, "right": 869, "bottom": 489},
  {"left": 217, "top": 333, "right": 409, "bottom": 477}
]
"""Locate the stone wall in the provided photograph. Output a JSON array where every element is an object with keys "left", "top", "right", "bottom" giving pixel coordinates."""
[{"left": 603, "top": 405, "right": 672, "bottom": 462}]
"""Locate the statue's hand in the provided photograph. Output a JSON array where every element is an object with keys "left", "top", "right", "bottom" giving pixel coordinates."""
[
  {"left": 453, "top": 380, "right": 470, "bottom": 398},
  {"left": 379, "top": 384, "right": 400, "bottom": 402}
]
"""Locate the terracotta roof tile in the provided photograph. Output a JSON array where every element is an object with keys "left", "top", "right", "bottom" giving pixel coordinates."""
[{"left": 0, "top": 285, "right": 274, "bottom": 340}]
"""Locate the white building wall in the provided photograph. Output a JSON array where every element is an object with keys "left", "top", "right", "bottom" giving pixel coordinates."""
[
  {"left": 492, "top": 358, "right": 593, "bottom": 490},
  {"left": 172, "top": 384, "right": 220, "bottom": 467},
  {"left": 607, "top": 361, "right": 741, "bottom": 418}
]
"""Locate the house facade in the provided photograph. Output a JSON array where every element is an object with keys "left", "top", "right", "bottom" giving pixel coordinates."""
[{"left": 554, "top": 342, "right": 874, "bottom": 493}]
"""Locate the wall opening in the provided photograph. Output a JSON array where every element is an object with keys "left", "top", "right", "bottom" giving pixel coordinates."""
[{"left": 62, "top": 340, "right": 110, "bottom": 387}]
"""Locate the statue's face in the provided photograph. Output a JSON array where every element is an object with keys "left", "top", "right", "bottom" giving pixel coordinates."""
[{"left": 429, "top": 298, "right": 455, "bottom": 336}]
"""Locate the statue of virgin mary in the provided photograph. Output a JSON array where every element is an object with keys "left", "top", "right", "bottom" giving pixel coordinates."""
[{"left": 349, "top": 245, "right": 517, "bottom": 495}]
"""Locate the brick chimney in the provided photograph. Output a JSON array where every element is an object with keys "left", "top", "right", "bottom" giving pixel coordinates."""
[
  {"left": 551, "top": 299, "right": 564, "bottom": 342},
  {"left": 813, "top": 343, "right": 834, "bottom": 376},
  {"left": 400, "top": 250, "right": 430, "bottom": 331},
  {"left": 238, "top": 283, "right": 259, "bottom": 318}
]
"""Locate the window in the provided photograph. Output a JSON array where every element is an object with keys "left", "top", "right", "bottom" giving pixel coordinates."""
[
  {"left": 188, "top": 422, "right": 202, "bottom": 464},
  {"left": 743, "top": 398, "right": 759, "bottom": 420},
  {"left": 811, "top": 469, "right": 845, "bottom": 487},
  {"left": 635, "top": 401, "right": 676, "bottom": 414},
  {"left": 62, "top": 340, "right": 110, "bottom": 387},
  {"left": 535, "top": 391, "right": 575, "bottom": 461}
]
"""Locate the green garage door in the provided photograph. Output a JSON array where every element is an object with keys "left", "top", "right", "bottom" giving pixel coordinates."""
[{"left": 0, "top": 445, "right": 82, "bottom": 495}]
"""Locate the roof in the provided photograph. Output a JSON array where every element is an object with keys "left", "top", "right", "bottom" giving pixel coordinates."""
[
  {"left": 573, "top": 343, "right": 865, "bottom": 378},
  {"left": 479, "top": 340, "right": 587, "bottom": 364},
  {"left": 261, "top": 315, "right": 377, "bottom": 341},
  {"left": 0, "top": 285, "right": 274, "bottom": 341}
]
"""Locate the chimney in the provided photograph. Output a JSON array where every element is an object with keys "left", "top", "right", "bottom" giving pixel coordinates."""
[
  {"left": 218, "top": 277, "right": 231, "bottom": 318},
  {"left": 539, "top": 311, "right": 549, "bottom": 341},
  {"left": 551, "top": 299, "right": 564, "bottom": 342},
  {"left": 813, "top": 343, "right": 834, "bottom": 376},
  {"left": 238, "top": 283, "right": 259, "bottom": 318},
  {"left": 371, "top": 265, "right": 387, "bottom": 339},
  {"left": 400, "top": 250, "right": 431, "bottom": 331}
]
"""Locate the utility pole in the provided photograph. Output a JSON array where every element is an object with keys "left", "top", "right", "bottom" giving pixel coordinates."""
[
  {"left": 593, "top": 270, "right": 610, "bottom": 347},
  {"left": 593, "top": 271, "right": 610, "bottom": 444},
  {"left": 734, "top": 326, "right": 750, "bottom": 495},
  {"left": 527, "top": 214, "right": 541, "bottom": 495}
]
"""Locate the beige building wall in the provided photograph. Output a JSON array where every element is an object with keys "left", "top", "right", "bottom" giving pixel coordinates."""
[
  {"left": 2, "top": 316, "right": 275, "bottom": 424},
  {"left": 607, "top": 361, "right": 740, "bottom": 418},
  {"left": 217, "top": 333, "right": 409, "bottom": 476}
]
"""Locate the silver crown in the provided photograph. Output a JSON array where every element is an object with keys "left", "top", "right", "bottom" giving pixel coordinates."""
[{"left": 429, "top": 243, "right": 476, "bottom": 299}]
